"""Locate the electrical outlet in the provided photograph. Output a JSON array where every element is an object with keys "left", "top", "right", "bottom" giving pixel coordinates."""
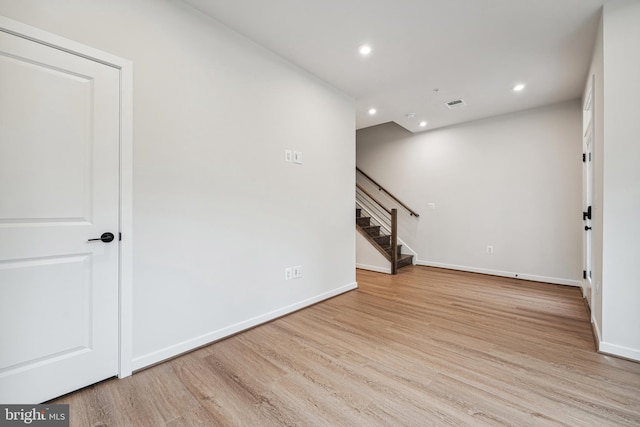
[
  {"left": 284, "top": 267, "right": 293, "bottom": 280},
  {"left": 293, "top": 151, "right": 303, "bottom": 164},
  {"left": 428, "top": 203, "right": 436, "bottom": 210},
  {"left": 293, "top": 265, "right": 302, "bottom": 278},
  {"left": 284, "top": 149, "right": 293, "bottom": 162},
  {"left": 486, "top": 245, "right": 494, "bottom": 254}
]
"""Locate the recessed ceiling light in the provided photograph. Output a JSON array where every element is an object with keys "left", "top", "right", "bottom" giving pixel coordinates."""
[
  {"left": 368, "top": 108, "right": 377, "bottom": 115},
  {"left": 419, "top": 121, "right": 427, "bottom": 127},
  {"left": 359, "top": 45, "right": 372, "bottom": 56},
  {"left": 513, "top": 84, "right": 526, "bottom": 92}
]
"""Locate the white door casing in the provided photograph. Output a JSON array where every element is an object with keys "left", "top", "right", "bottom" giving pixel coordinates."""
[{"left": 0, "top": 17, "right": 132, "bottom": 403}]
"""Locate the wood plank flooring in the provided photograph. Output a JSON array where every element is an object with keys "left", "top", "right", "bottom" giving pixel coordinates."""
[{"left": 52, "top": 266, "right": 640, "bottom": 426}]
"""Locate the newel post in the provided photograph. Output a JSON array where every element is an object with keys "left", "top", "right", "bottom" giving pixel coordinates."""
[{"left": 391, "top": 208, "right": 398, "bottom": 275}]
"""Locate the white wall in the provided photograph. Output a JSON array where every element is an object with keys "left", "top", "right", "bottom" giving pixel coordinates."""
[
  {"left": 355, "top": 231, "right": 391, "bottom": 274},
  {"left": 0, "top": 0, "right": 356, "bottom": 369},
  {"left": 357, "top": 101, "right": 583, "bottom": 286},
  {"left": 598, "top": 0, "right": 640, "bottom": 360}
]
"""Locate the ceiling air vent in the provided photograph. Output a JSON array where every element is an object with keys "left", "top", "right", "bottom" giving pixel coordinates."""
[{"left": 445, "top": 99, "right": 466, "bottom": 110}]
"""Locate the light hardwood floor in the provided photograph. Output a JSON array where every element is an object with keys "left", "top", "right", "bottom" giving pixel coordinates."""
[{"left": 52, "top": 266, "right": 640, "bottom": 426}]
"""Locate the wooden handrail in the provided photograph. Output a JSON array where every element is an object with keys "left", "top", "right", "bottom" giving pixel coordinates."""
[
  {"left": 356, "top": 183, "right": 391, "bottom": 215},
  {"left": 356, "top": 167, "right": 420, "bottom": 217}
]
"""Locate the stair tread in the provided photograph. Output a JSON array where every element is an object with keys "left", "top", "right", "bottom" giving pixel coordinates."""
[
  {"left": 396, "top": 253, "right": 413, "bottom": 269},
  {"left": 388, "top": 253, "right": 413, "bottom": 260}
]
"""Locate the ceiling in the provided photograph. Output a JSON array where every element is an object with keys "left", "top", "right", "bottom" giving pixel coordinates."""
[{"left": 181, "top": 0, "right": 607, "bottom": 133}]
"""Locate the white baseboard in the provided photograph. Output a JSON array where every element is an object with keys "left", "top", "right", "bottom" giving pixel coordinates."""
[
  {"left": 599, "top": 341, "right": 640, "bottom": 362},
  {"left": 131, "top": 282, "right": 358, "bottom": 371},
  {"left": 356, "top": 263, "right": 391, "bottom": 274},
  {"left": 415, "top": 260, "right": 582, "bottom": 287}
]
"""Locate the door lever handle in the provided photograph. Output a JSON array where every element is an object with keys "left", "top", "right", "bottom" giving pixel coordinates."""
[
  {"left": 88, "top": 232, "right": 115, "bottom": 243},
  {"left": 584, "top": 226, "right": 592, "bottom": 231}
]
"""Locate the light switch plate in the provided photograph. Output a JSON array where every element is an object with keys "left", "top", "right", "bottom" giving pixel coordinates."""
[
  {"left": 293, "top": 151, "right": 303, "bottom": 164},
  {"left": 284, "top": 149, "right": 293, "bottom": 162},
  {"left": 293, "top": 265, "right": 302, "bottom": 278}
]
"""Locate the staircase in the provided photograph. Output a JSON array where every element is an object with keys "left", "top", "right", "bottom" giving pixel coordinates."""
[{"left": 356, "top": 208, "right": 414, "bottom": 271}]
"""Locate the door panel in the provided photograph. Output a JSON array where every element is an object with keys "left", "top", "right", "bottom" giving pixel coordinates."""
[
  {"left": 0, "top": 255, "right": 92, "bottom": 370},
  {"left": 0, "top": 29, "right": 120, "bottom": 403},
  {"left": 0, "top": 53, "right": 92, "bottom": 222}
]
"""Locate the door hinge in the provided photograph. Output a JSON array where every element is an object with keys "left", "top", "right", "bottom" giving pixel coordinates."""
[
  {"left": 589, "top": 153, "right": 592, "bottom": 162},
  {"left": 583, "top": 153, "right": 586, "bottom": 162},
  {"left": 119, "top": 232, "right": 122, "bottom": 241},
  {"left": 583, "top": 270, "right": 587, "bottom": 279}
]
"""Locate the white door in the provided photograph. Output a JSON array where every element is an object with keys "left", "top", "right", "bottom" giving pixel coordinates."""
[
  {"left": 0, "top": 28, "right": 120, "bottom": 403},
  {"left": 582, "top": 76, "right": 594, "bottom": 307}
]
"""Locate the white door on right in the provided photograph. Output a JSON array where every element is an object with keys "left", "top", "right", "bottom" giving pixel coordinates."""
[
  {"left": 582, "top": 76, "right": 594, "bottom": 308},
  {"left": 0, "top": 26, "right": 120, "bottom": 403}
]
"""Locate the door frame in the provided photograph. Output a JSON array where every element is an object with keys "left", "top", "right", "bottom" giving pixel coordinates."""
[
  {"left": 582, "top": 75, "right": 594, "bottom": 307},
  {"left": 0, "top": 16, "right": 134, "bottom": 378}
]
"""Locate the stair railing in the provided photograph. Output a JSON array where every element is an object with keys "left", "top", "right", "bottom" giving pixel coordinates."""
[
  {"left": 356, "top": 167, "right": 420, "bottom": 218},
  {"left": 356, "top": 183, "right": 398, "bottom": 274}
]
